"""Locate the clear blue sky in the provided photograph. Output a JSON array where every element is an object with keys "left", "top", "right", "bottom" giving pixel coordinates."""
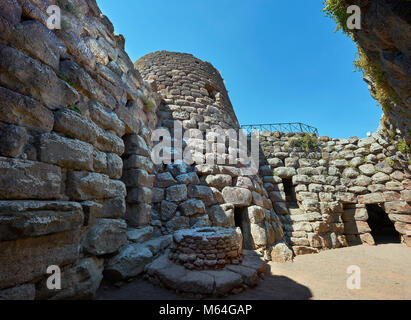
[{"left": 97, "top": 0, "right": 382, "bottom": 139}]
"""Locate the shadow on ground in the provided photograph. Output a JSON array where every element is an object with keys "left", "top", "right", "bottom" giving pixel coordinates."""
[{"left": 96, "top": 265, "right": 312, "bottom": 300}]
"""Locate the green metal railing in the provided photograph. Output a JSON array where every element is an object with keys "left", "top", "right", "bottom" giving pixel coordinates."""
[{"left": 241, "top": 123, "right": 319, "bottom": 136}]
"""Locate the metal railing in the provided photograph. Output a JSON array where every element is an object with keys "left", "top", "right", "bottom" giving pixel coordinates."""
[{"left": 241, "top": 123, "right": 319, "bottom": 136}]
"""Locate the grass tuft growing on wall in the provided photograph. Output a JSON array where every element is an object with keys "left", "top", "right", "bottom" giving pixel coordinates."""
[
  {"left": 322, "top": 0, "right": 402, "bottom": 115},
  {"left": 289, "top": 134, "right": 319, "bottom": 152}
]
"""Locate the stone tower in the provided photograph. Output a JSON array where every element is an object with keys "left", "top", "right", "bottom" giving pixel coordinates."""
[
  {"left": 135, "top": 51, "right": 240, "bottom": 131},
  {"left": 134, "top": 51, "right": 288, "bottom": 261}
]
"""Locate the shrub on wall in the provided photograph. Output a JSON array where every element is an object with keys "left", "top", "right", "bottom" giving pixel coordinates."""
[
  {"left": 289, "top": 134, "right": 319, "bottom": 152},
  {"left": 322, "top": 0, "right": 401, "bottom": 115}
]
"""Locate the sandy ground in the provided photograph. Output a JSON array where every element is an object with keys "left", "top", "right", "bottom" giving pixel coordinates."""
[{"left": 97, "top": 243, "right": 411, "bottom": 300}]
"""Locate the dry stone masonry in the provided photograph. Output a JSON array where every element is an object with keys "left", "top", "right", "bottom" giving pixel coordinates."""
[
  {"left": 259, "top": 129, "right": 411, "bottom": 254},
  {"left": 0, "top": 0, "right": 409, "bottom": 300},
  {"left": 0, "top": 0, "right": 160, "bottom": 300},
  {"left": 169, "top": 227, "right": 243, "bottom": 270}
]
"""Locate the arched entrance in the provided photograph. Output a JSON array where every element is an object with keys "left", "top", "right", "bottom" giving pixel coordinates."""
[{"left": 366, "top": 204, "right": 401, "bottom": 244}]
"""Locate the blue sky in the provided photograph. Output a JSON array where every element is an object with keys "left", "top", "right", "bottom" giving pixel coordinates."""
[{"left": 97, "top": 0, "right": 382, "bottom": 139}]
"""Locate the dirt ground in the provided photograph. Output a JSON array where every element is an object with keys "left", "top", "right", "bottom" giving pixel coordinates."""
[{"left": 97, "top": 243, "right": 411, "bottom": 300}]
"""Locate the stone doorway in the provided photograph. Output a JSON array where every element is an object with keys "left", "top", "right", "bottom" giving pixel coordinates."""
[
  {"left": 283, "top": 178, "right": 297, "bottom": 204},
  {"left": 366, "top": 204, "right": 401, "bottom": 244},
  {"left": 234, "top": 207, "right": 252, "bottom": 250}
]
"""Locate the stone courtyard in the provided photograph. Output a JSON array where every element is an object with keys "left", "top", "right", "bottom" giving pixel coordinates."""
[{"left": 0, "top": 0, "right": 410, "bottom": 300}]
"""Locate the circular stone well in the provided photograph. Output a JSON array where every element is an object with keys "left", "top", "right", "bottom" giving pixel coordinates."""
[{"left": 169, "top": 227, "right": 243, "bottom": 270}]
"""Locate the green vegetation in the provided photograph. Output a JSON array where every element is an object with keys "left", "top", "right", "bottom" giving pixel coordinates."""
[
  {"left": 68, "top": 105, "right": 82, "bottom": 115},
  {"left": 398, "top": 141, "right": 410, "bottom": 154},
  {"left": 139, "top": 93, "right": 156, "bottom": 112},
  {"left": 348, "top": 162, "right": 356, "bottom": 168},
  {"left": 57, "top": 0, "right": 82, "bottom": 20},
  {"left": 387, "top": 158, "right": 395, "bottom": 167},
  {"left": 288, "top": 134, "right": 319, "bottom": 152},
  {"left": 57, "top": 72, "right": 75, "bottom": 87},
  {"left": 322, "top": 0, "right": 354, "bottom": 36},
  {"left": 323, "top": 0, "right": 402, "bottom": 114},
  {"left": 353, "top": 47, "right": 402, "bottom": 114}
]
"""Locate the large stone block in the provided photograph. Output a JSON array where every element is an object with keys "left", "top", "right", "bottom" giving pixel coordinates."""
[
  {"left": 0, "top": 157, "right": 61, "bottom": 200},
  {"left": 39, "top": 133, "right": 94, "bottom": 170},
  {"left": 89, "top": 100, "right": 125, "bottom": 137},
  {"left": 358, "top": 193, "right": 384, "bottom": 204},
  {"left": 126, "top": 226, "right": 154, "bottom": 243},
  {"left": 36, "top": 257, "right": 104, "bottom": 300},
  {"left": 222, "top": 187, "right": 252, "bottom": 207},
  {"left": 95, "top": 127, "right": 125, "bottom": 156},
  {"left": 104, "top": 243, "right": 153, "bottom": 281},
  {"left": 166, "top": 184, "right": 187, "bottom": 202},
  {"left": 0, "top": 86, "right": 54, "bottom": 131},
  {"left": 207, "top": 204, "right": 234, "bottom": 227},
  {"left": 271, "top": 242, "right": 293, "bottom": 263},
  {"left": 0, "top": 123, "right": 27, "bottom": 158},
  {"left": 154, "top": 172, "right": 177, "bottom": 188},
  {"left": 124, "top": 134, "right": 150, "bottom": 157},
  {"left": 122, "top": 169, "right": 155, "bottom": 188},
  {"left": 114, "top": 105, "right": 142, "bottom": 135},
  {"left": 127, "top": 187, "right": 153, "bottom": 204},
  {"left": 106, "top": 153, "right": 123, "bottom": 179},
  {"left": 83, "top": 219, "right": 127, "bottom": 256},
  {"left": 66, "top": 171, "right": 126, "bottom": 201},
  {"left": 0, "top": 200, "right": 83, "bottom": 241},
  {"left": 0, "top": 44, "right": 79, "bottom": 109},
  {"left": 54, "top": 109, "right": 99, "bottom": 145},
  {"left": 204, "top": 174, "right": 232, "bottom": 188},
  {"left": 126, "top": 203, "right": 152, "bottom": 227},
  {"left": 0, "top": 0, "right": 21, "bottom": 24},
  {"left": 188, "top": 185, "right": 216, "bottom": 206},
  {"left": 9, "top": 20, "right": 65, "bottom": 71},
  {"left": 124, "top": 154, "right": 154, "bottom": 173},
  {"left": 384, "top": 201, "right": 411, "bottom": 215},
  {"left": 160, "top": 200, "right": 178, "bottom": 221},
  {"left": 59, "top": 59, "right": 116, "bottom": 110},
  {"left": 0, "top": 231, "right": 81, "bottom": 289},
  {"left": 179, "top": 199, "right": 206, "bottom": 217}
]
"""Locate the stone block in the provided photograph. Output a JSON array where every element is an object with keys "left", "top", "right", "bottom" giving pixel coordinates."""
[
  {"left": 0, "top": 200, "right": 83, "bottom": 241},
  {"left": 66, "top": 171, "right": 126, "bottom": 201},
  {"left": 0, "top": 157, "right": 61, "bottom": 200},
  {"left": 39, "top": 133, "right": 94, "bottom": 170},
  {"left": 83, "top": 219, "right": 127, "bottom": 256},
  {"left": 0, "top": 86, "right": 54, "bottom": 131},
  {"left": 222, "top": 187, "right": 252, "bottom": 207},
  {"left": 105, "top": 243, "right": 153, "bottom": 281},
  {"left": 126, "top": 203, "right": 152, "bottom": 227},
  {"left": 0, "top": 231, "right": 81, "bottom": 289}
]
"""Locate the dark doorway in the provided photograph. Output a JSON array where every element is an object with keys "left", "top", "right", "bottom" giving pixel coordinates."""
[
  {"left": 234, "top": 207, "right": 252, "bottom": 250},
  {"left": 366, "top": 204, "right": 401, "bottom": 244},
  {"left": 283, "top": 178, "right": 297, "bottom": 204}
]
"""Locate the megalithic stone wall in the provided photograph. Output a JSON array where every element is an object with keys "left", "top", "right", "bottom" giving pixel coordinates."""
[
  {"left": 0, "top": 0, "right": 160, "bottom": 299},
  {"left": 259, "top": 128, "right": 411, "bottom": 255}
]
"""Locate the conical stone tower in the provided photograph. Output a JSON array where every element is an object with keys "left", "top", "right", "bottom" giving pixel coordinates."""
[{"left": 134, "top": 51, "right": 290, "bottom": 263}]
